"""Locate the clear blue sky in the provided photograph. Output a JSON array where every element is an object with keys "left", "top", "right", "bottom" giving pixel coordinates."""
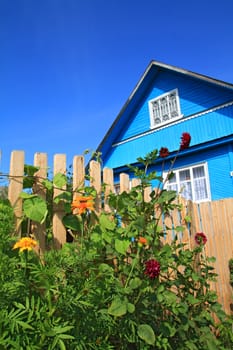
[{"left": 1, "top": 0, "right": 233, "bottom": 177}]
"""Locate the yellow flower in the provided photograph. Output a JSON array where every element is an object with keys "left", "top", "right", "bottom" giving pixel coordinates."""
[
  {"left": 71, "top": 196, "right": 94, "bottom": 215},
  {"left": 13, "top": 237, "right": 37, "bottom": 253}
]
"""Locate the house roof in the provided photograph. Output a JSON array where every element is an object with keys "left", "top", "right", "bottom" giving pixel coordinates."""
[{"left": 96, "top": 60, "right": 233, "bottom": 157}]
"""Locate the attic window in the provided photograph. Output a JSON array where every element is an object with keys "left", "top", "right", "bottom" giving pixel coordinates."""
[{"left": 149, "top": 89, "right": 182, "bottom": 128}]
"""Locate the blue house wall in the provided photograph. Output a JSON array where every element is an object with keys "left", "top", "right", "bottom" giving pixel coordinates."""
[
  {"left": 97, "top": 61, "right": 233, "bottom": 201},
  {"left": 116, "top": 70, "right": 233, "bottom": 142},
  {"left": 103, "top": 104, "right": 233, "bottom": 169},
  {"left": 110, "top": 142, "right": 233, "bottom": 201}
]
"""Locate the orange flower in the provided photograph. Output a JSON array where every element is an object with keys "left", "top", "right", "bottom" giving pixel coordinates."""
[
  {"left": 138, "top": 237, "right": 147, "bottom": 245},
  {"left": 72, "top": 196, "right": 94, "bottom": 215},
  {"left": 13, "top": 237, "right": 37, "bottom": 253}
]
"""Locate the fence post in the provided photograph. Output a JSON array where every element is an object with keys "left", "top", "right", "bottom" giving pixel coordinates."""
[
  {"left": 103, "top": 167, "right": 114, "bottom": 212},
  {"left": 73, "top": 155, "right": 85, "bottom": 199},
  {"left": 120, "top": 173, "right": 129, "bottom": 193},
  {"left": 32, "top": 153, "right": 48, "bottom": 253},
  {"left": 131, "top": 178, "right": 140, "bottom": 187},
  {"left": 8, "top": 151, "right": 25, "bottom": 235},
  {"left": 53, "top": 154, "right": 67, "bottom": 248},
  {"left": 89, "top": 160, "right": 101, "bottom": 213}
]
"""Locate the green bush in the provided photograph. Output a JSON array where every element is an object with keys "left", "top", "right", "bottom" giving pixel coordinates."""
[
  {"left": 0, "top": 199, "right": 15, "bottom": 238},
  {"left": 0, "top": 137, "right": 233, "bottom": 349}
]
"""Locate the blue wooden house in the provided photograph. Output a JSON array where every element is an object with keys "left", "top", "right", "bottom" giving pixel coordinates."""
[{"left": 96, "top": 60, "right": 233, "bottom": 202}]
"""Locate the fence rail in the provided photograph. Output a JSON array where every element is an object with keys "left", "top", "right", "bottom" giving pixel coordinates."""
[{"left": 7, "top": 151, "right": 233, "bottom": 314}]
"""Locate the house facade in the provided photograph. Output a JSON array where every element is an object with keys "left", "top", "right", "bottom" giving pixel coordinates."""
[{"left": 96, "top": 61, "right": 233, "bottom": 202}]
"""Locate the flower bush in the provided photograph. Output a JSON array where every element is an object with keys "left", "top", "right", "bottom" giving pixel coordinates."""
[{"left": 0, "top": 134, "right": 233, "bottom": 349}]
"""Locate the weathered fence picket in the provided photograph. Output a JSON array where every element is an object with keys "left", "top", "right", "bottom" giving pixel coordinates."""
[
  {"left": 7, "top": 150, "right": 233, "bottom": 314},
  {"left": 32, "top": 152, "right": 47, "bottom": 253}
]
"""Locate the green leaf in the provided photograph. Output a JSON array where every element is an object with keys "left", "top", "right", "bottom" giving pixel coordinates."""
[
  {"left": 53, "top": 173, "right": 67, "bottom": 188},
  {"left": 137, "top": 324, "right": 155, "bottom": 345},
  {"left": 102, "top": 230, "right": 112, "bottom": 244},
  {"left": 54, "top": 192, "right": 72, "bottom": 204},
  {"left": 99, "top": 214, "right": 116, "bottom": 230},
  {"left": 191, "top": 272, "right": 200, "bottom": 281},
  {"left": 98, "top": 263, "right": 114, "bottom": 273},
  {"left": 23, "top": 176, "right": 35, "bottom": 189},
  {"left": 23, "top": 165, "right": 39, "bottom": 189},
  {"left": 206, "top": 256, "right": 216, "bottom": 263},
  {"left": 175, "top": 225, "right": 185, "bottom": 232},
  {"left": 91, "top": 232, "right": 102, "bottom": 243},
  {"left": 16, "top": 320, "right": 34, "bottom": 330},
  {"left": 108, "top": 297, "right": 127, "bottom": 317},
  {"left": 58, "top": 339, "right": 66, "bottom": 350},
  {"left": 20, "top": 192, "right": 37, "bottom": 199},
  {"left": 42, "top": 179, "right": 53, "bottom": 190},
  {"left": 127, "top": 302, "right": 135, "bottom": 314},
  {"left": 115, "top": 239, "right": 130, "bottom": 255},
  {"left": 23, "top": 196, "right": 48, "bottom": 223},
  {"left": 185, "top": 341, "right": 198, "bottom": 350},
  {"left": 187, "top": 294, "right": 200, "bottom": 305},
  {"left": 62, "top": 214, "right": 81, "bottom": 231},
  {"left": 184, "top": 215, "right": 191, "bottom": 223},
  {"left": 24, "top": 164, "right": 39, "bottom": 176},
  {"left": 53, "top": 325, "right": 74, "bottom": 334},
  {"left": 161, "top": 322, "right": 176, "bottom": 337},
  {"left": 163, "top": 290, "right": 177, "bottom": 305},
  {"left": 129, "top": 277, "right": 142, "bottom": 289},
  {"left": 158, "top": 189, "right": 177, "bottom": 202}
]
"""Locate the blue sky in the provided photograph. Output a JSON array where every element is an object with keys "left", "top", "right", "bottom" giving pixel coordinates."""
[{"left": 0, "top": 0, "right": 233, "bottom": 177}]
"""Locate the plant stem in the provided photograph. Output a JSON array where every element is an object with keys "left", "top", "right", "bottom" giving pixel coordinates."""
[{"left": 124, "top": 249, "right": 140, "bottom": 289}]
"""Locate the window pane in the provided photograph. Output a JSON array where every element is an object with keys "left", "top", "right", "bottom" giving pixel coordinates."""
[
  {"left": 179, "top": 169, "right": 190, "bottom": 181},
  {"left": 167, "top": 173, "right": 176, "bottom": 183},
  {"left": 180, "top": 181, "right": 192, "bottom": 200},
  {"left": 194, "top": 178, "right": 207, "bottom": 200},
  {"left": 161, "top": 97, "right": 169, "bottom": 121},
  {"left": 152, "top": 101, "right": 160, "bottom": 117},
  {"left": 193, "top": 166, "right": 205, "bottom": 178},
  {"left": 169, "top": 93, "right": 178, "bottom": 118},
  {"left": 167, "top": 184, "right": 178, "bottom": 192}
]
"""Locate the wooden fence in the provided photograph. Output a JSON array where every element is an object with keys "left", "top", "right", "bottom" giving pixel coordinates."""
[{"left": 7, "top": 151, "right": 233, "bottom": 314}]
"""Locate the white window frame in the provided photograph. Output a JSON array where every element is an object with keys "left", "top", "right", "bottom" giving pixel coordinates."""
[
  {"left": 148, "top": 89, "right": 182, "bottom": 129},
  {"left": 164, "top": 163, "right": 211, "bottom": 203}
]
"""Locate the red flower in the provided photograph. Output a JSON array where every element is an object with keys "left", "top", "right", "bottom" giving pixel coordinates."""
[
  {"left": 180, "top": 132, "right": 191, "bottom": 150},
  {"left": 159, "top": 147, "right": 169, "bottom": 158},
  {"left": 144, "top": 259, "right": 160, "bottom": 279},
  {"left": 195, "top": 232, "right": 207, "bottom": 245}
]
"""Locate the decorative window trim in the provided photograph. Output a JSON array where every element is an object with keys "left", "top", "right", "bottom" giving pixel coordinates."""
[
  {"left": 148, "top": 89, "right": 183, "bottom": 129},
  {"left": 164, "top": 163, "right": 211, "bottom": 203}
]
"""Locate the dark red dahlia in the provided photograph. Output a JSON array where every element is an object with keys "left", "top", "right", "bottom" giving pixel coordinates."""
[
  {"left": 195, "top": 232, "right": 207, "bottom": 245},
  {"left": 159, "top": 147, "right": 169, "bottom": 158},
  {"left": 180, "top": 132, "right": 191, "bottom": 150},
  {"left": 144, "top": 259, "right": 160, "bottom": 279}
]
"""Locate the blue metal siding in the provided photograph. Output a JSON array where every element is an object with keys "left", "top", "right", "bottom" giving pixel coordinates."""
[
  {"left": 103, "top": 105, "right": 233, "bottom": 169},
  {"left": 207, "top": 146, "right": 233, "bottom": 199},
  {"left": 117, "top": 70, "right": 233, "bottom": 142},
  {"left": 110, "top": 143, "right": 233, "bottom": 200},
  {"left": 162, "top": 145, "right": 233, "bottom": 200}
]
